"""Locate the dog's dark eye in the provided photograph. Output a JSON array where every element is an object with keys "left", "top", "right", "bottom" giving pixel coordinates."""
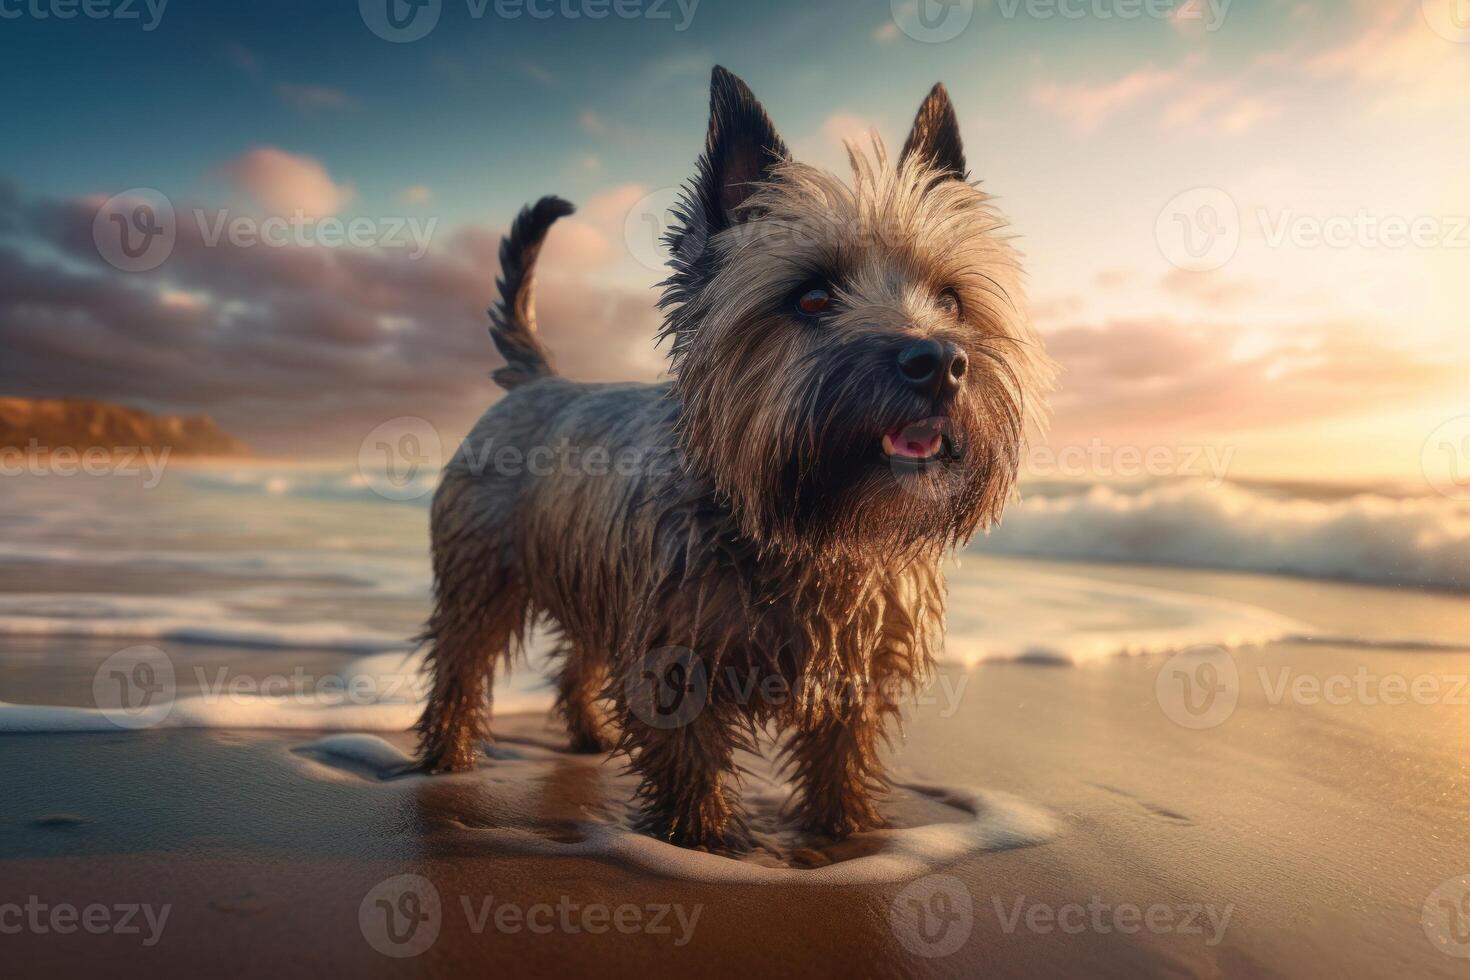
[
  {"left": 937, "top": 289, "right": 962, "bottom": 318},
  {"left": 796, "top": 286, "right": 832, "bottom": 317}
]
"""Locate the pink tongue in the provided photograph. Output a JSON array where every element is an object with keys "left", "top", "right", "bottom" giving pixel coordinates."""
[{"left": 887, "top": 424, "right": 941, "bottom": 458}]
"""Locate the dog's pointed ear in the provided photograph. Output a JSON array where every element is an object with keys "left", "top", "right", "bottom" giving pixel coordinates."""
[
  {"left": 900, "top": 83, "right": 967, "bottom": 182},
  {"left": 695, "top": 66, "right": 789, "bottom": 231}
]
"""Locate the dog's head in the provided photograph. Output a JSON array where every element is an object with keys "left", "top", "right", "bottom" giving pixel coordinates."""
[{"left": 662, "top": 67, "right": 1053, "bottom": 562}]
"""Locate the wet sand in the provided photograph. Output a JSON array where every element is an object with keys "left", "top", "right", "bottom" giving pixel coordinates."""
[{"left": 2, "top": 561, "right": 1469, "bottom": 978}]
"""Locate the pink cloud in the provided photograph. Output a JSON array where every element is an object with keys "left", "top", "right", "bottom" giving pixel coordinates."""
[
  {"left": 1304, "top": 3, "right": 1470, "bottom": 111},
  {"left": 218, "top": 147, "right": 355, "bottom": 218},
  {"left": 822, "top": 112, "right": 880, "bottom": 148},
  {"left": 1159, "top": 269, "right": 1262, "bottom": 309},
  {"left": 1045, "top": 317, "right": 1459, "bottom": 443},
  {"left": 1031, "top": 65, "right": 1182, "bottom": 132}
]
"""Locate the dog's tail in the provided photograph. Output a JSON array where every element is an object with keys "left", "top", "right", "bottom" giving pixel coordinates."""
[{"left": 488, "top": 195, "right": 575, "bottom": 389}]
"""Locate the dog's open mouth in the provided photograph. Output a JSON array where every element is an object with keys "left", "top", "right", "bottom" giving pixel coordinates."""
[{"left": 881, "top": 419, "right": 949, "bottom": 463}]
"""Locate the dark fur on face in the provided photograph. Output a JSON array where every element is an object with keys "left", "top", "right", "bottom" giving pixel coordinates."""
[{"left": 415, "top": 67, "right": 1052, "bottom": 850}]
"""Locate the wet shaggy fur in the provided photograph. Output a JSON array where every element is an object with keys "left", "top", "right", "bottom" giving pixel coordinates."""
[{"left": 417, "top": 67, "right": 1053, "bottom": 849}]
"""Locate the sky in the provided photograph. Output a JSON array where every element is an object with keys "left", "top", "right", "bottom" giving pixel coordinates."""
[{"left": 0, "top": 0, "right": 1466, "bottom": 485}]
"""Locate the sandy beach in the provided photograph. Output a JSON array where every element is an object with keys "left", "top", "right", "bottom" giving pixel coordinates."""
[{"left": 4, "top": 548, "right": 1468, "bottom": 978}]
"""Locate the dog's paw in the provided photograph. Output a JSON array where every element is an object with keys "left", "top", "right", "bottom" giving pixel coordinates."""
[
  {"left": 566, "top": 730, "right": 615, "bottom": 755},
  {"left": 637, "top": 805, "right": 752, "bottom": 854},
  {"left": 797, "top": 797, "right": 887, "bottom": 840},
  {"left": 415, "top": 743, "right": 487, "bottom": 775}
]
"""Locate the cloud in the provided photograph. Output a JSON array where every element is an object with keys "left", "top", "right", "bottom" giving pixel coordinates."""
[
  {"left": 873, "top": 21, "right": 900, "bottom": 42},
  {"left": 224, "top": 42, "right": 262, "bottom": 78},
  {"left": 1031, "top": 65, "right": 1182, "bottom": 133},
  {"left": 400, "top": 185, "right": 433, "bottom": 205},
  {"left": 217, "top": 147, "right": 355, "bottom": 218},
  {"left": 1217, "top": 97, "right": 1281, "bottom": 133},
  {"left": 226, "top": 44, "right": 355, "bottom": 115},
  {"left": 579, "top": 108, "right": 609, "bottom": 136},
  {"left": 1157, "top": 77, "right": 1280, "bottom": 133},
  {"left": 520, "top": 61, "right": 554, "bottom": 85},
  {"left": 822, "top": 112, "right": 880, "bottom": 147},
  {"left": 275, "top": 83, "right": 354, "bottom": 113},
  {"left": 581, "top": 184, "right": 648, "bottom": 226},
  {"left": 1045, "top": 317, "right": 1460, "bottom": 441},
  {"left": 1159, "top": 269, "right": 1262, "bottom": 309},
  {"left": 1037, "top": 54, "right": 1280, "bottom": 135},
  {"left": 1304, "top": 3, "right": 1470, "bottom": 112},
  {"left": 1094, "top": 268, "right": 1136, "bottom": 290},
  {"left": 537, "top": 183, "right": 652, "bottom": 271},
  {"left": 1029, "top": 294, "right": 1086, "bottom": 325},
  {"left": 0, "top": 185, "right": 665, "bottom": 456}
]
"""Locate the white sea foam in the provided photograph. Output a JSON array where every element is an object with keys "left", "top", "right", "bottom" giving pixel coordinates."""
[
  {"left": 183, "top": 463, "right": 436, "bottom": 507},
  {"left": 0, "top": 593, "right": 411, "bottom": 652},
  {"left": 535, "top": 786, "right": 1057, "bottom": 885},
  {"left": 986, "top": 480, "right": 1470, "bottom": 592},
  {"left": 0, "top": 650, "right": 555, "bottom": 733},
  {"left": 289, "top": 731, "right": 1058, "bottom": 884},
  {"left": 0, "top": 541, "right": 427, "bottom": 598},
  {"left": 943, "top": 566, "right": 1308, "bottom": 665}
]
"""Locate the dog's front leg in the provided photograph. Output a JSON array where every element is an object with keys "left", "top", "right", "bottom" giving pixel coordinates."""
[
  {"left": 785, "top": 679, "right": 892, "bottom": 838},
  {"left": 618, "top": 669, "right": 749, "bottom": 850}
]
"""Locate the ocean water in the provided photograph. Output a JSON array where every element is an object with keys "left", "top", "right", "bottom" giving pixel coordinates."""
[{"left": 0, "top": 463, "right": 1465, "bottom": 734}]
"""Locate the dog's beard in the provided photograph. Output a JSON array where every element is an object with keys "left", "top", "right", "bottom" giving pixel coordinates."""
[{"left": 752, "top": 351, "right": 1023, "bottom": 565}]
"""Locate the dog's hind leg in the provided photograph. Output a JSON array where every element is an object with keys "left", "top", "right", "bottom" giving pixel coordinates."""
[
  {"left": 554, "top": 642, "right": 613, "bottom": 754},
  {"left": 416, "top": 476, "right": 528, "bottom": 773}
]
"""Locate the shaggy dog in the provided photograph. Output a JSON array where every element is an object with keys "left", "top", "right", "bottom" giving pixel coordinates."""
[{"left": 417, "top": 66, "right": 1051, "bottom": 850}]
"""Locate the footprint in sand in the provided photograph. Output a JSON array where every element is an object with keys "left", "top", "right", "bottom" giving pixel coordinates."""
[{"left": 1091, "top": 783, "right": 1193, "bottom": 825}]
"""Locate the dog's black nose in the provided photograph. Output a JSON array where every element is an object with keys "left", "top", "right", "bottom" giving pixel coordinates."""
[{"left": 897, "top": 339, "right": 967, "bottom": 396}]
